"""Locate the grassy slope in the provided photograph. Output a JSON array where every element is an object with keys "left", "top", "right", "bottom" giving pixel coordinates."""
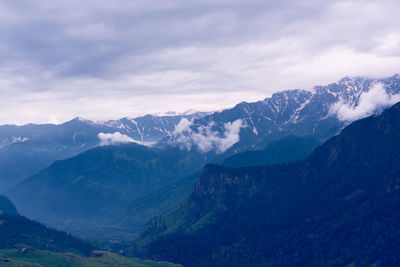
[{"left": 0, "top": 249, "right": 181, "bottom": 267}]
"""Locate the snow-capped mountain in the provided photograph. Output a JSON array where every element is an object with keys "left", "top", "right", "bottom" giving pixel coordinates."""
[
  {"left": 168, "top": 74, "right": 400, "bottom": 154},
  {"left": 1, "top": 74, "right": 400, "bottom": 189}
]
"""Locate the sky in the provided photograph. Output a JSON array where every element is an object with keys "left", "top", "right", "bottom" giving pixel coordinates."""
[{"left": 0, "top": 0, "right": 400, "bottom": 125}]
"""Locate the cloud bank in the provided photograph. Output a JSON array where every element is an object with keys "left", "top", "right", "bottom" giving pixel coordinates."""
[
  {"left": 172, "top": 118, "right": 245, "bottom": 153},
  {"left": 330, "top": 83, "right": 400, "bottom": 121},
  {"left": 1, "top": 1, "right": 400, "bottom": 124}
]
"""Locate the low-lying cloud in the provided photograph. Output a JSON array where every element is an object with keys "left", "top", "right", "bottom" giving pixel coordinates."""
[
  {"left": 98, "top": 132, "right": 135, "bottom": 146},
  {"left": 98, "top": 132, "right": 155, "bottom": 146},
  {"left": 172, "top": 118, "right": 245, "bottom": 153},
  {"left": 330, "top": 83, "right": 400, "bottom": 121}
]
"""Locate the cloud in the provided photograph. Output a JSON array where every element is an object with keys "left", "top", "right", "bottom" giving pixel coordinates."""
[
  {"left": 172, "top": 118, "right": 245, "bottom": 153},
  {"left": 330, "top": 83, "right": 400, "bottom": 121},
  {"left": 98, "top": 132, "right": 135, "bottom": 146},
  {"left": 1, "top": 1, "right": 400, "bottom": 124},
  {"left": 98, "top": 132, "right": 156, "bottom": 146}
]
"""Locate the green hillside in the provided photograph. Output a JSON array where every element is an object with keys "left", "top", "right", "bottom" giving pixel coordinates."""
[
  {"left": 0, "top": 214, "right": 94, "bottom": 256},
  {"left": 0, "top": 249, "right": 180, "bottom": 267}
]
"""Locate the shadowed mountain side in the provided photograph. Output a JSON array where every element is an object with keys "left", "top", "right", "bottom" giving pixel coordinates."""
[
  {"left": 222, "top": 135, "right": 321, "bottom": 168},
  {"left": 138, "top": 102, "right": 400, "bottom": 266},
  {"left": 0, "top": 195, "right": 17, "bottom": 215},
  {"left": 119, "top": 173, "right": 201, "bottom": 229}
]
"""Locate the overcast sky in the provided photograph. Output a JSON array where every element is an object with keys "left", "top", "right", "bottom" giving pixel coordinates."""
[{"left": 0, "top": 0, "right": 400, "bottom": 125}]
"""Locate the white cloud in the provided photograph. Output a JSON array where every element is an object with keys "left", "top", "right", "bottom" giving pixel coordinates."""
[
  {"left": 172, "top": 118, "right": 245, "bottom": 153},
  {"left": 98, "top": 132, "right": 135, "bottom": 146},
  {"left": 98, "top": 132, "right": 156, "bottom": 146},
  {"left": 330, "top": 83, "right": 400, "bottom": 121},
  {"left": 217, "top": 119, "right": 244, "bottom": 153}
]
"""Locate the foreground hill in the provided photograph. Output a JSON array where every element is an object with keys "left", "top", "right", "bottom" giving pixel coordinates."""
[
  {"left": 0, "top": 197, "right": 180, "bottom": 266},
  {"left": 0, "top": 214, "right": 94, "bottom": 256},
  {"left": 0, "top": 197, "right": 93, "bottom": 256},
  {"left": 139, "top": 102, "right": 400, "bottom": 266}
]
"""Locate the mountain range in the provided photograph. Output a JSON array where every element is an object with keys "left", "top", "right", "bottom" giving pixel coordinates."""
[
  {"left": 4, "top": 74, "right": 400, "bottom": 242},
  {"left": 0, "top": 112, "right": 208, "bottom": 189},
  {"left": 167, "top": 74, "right": 400, "bottom": 155},
  {"left": 137, "top": 99, "right": 400, "bottom": 266},
  {"left": 2, "top": 75, "right": 400, "bottom": 190}
]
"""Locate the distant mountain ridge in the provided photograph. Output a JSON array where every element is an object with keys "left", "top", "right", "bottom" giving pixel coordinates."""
[{"left": 0, "top": 112, "right": 208, "bottom": 188}]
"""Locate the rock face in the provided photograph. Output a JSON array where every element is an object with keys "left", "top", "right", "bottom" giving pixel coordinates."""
[{"left": 143, "top": 102, "right": 400, "bottom": 266}]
